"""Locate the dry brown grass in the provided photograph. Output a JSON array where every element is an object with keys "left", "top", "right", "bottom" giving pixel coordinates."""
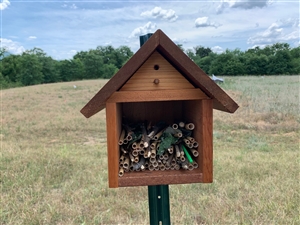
[{"left": 1, "top": 76, "right": 299, "bottom": 224}]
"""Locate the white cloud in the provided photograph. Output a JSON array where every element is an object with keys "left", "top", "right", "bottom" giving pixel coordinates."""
[
  {"left": 28, "top": 36, "right": 37, "bottom": 40},
  {"left": 217, "top": 0, "right": 272, "bottom": 14},
  {"left": 70, "top": 4, "right": 77, "bottom": 10},
  {"left": 195, "top": 17, "right": 220, "bottom": 28},
  {"left": 129, "top": 22, "right": 157, "bottom": 38},
  {"left": 0, "top": 38, "right": 25, "bottom": 54},
  {"left": 0, "top": 0, "right": 10, "bottom": 10},
  {"left": 248, "top": 21, "right": 299, "bottom": 46},
  {"left": 141, "top": 7, "right": 178, "bottom": 22},
  {"left": 211, "top": 46, "right": 224, "bottom": 54}
]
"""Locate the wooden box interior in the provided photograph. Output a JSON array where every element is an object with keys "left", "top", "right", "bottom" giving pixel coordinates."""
[{"left": 106, "top": 99, "right": 213, "bottom": 187}]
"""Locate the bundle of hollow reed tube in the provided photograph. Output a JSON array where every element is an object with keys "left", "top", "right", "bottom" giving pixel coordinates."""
[{"left": 118, "top": 121, "right": 199, "bottom": 177}]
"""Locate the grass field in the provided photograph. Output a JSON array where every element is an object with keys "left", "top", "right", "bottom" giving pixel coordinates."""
[{"left": 1, "top": 76, "right": 299, "bottom": 224}]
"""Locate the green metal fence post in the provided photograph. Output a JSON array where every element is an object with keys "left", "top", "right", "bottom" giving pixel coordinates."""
[{"left": 148, "top": 185, "right": 171, "bottom": 225}]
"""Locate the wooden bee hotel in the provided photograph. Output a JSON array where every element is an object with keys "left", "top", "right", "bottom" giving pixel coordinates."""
[{"left": 81, "top": 29, "right": 238, "bottom": 188}]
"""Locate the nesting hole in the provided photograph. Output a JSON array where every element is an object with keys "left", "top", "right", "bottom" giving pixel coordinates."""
[{"left": 154, "top": 64, "right": 160, "bottom": 70}]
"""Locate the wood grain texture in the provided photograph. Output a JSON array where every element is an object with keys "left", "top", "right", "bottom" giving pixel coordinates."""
[
  {"left": 80, "top": 29, "right": 238, "bottom": 118},
  {"left": 80, "top": 33, "right": 159, "bottom": 118},
  {"left": 106, "top": 102, "right": 122, "bottom": 188},
  {"left": 199, "top": 100, "right": 213, "bottom": 182},
  {"left": 107, "top": 89, "right": 209, "bottom": 103},
  {"left": 118, "top": 170, "right": 202, "bottom": 187},
  {"left": 120, "top": 51, "right": 194, "bottom": 91},
  {"left": 157, "top": 30, "right": 239, "bottom": 113}
]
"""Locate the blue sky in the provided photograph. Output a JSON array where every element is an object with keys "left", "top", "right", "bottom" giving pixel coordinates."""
[{"left": 1, "top": 0, "right": 299, "bottom": 59}]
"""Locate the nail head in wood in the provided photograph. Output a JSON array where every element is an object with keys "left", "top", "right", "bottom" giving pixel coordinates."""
[{"left": 153, "top": 79, "right": 160, "bottom": 84}]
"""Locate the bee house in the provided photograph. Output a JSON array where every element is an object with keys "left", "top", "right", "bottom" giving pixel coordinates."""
[{"left": 81, "top": 29, "right": 238, "bottom": 188}]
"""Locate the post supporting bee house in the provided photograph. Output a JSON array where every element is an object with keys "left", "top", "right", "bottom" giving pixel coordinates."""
[{"left": 81, "top": 29, "right": 238, "bottom": 188}]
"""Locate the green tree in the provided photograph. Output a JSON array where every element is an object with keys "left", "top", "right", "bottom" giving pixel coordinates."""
[
  {"left": 17, "top": 54, "right": 43, "bottom": 85},
  {"left": 194, "top": 46, "right": 212, "bottom": 58}
]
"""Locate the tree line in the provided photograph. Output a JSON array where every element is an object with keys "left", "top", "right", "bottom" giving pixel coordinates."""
[{"left": 0, "top": 43, "right": 299, "bottom": 89}]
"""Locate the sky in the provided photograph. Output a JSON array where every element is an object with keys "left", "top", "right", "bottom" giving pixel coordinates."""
[{"left": 1, "top": 0, "right": 299, "bottom": 60}]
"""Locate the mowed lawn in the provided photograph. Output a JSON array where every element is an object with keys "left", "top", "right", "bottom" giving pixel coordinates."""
[{"left": 1, "top": 76, "right": 299, "bottom": 224}]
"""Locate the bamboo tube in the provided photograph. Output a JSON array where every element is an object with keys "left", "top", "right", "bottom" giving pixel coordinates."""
[
  {"left": 193, "top": 141, "right": 199, "bottom": 148},
  {"left": 175, "top": 145, "right": 181, "bottom": 158},
  {"left": 160, "top": 165, "right": 166, "bottom": 171},
  {"left": 166, "top": 153, "right": 174, "bottom": 166},
  {"left": 175, "top": 164, "right": 180, "bottom": 170},
  {"left": 165, "top": 164, "right": 171, "bottom": 170},
  {"left": 188, "top": 163, "right": 194, "bottom": 171},
  {"left": 174, "top": 131, "right": 183, "bottom": 138},
  {"left": 168, "top": 145, "right": 174, "bottom": 154},
  {"left": 126, "top": 132, "right": 133, "bottom": 141},
  {"left": 129, "top": 152, "right": 135, "bottom": 162},
  {"left": 192, "top": 161, "right": 198, "bottom": 168},
  {"left": 170, "top": 165, "right": 175, "bottom": 170},
  {"left": 139, "top": 140, "right": 144, "bottom": 149},
  {"left": 185, "top": 123, "right": 195, "bottom": 130},
  {"left": 154, "top": 166, "right": 159, "bottom": 171},
  {"left": 119, "top": 167, "right": 124, "bottom": 177},
  {"left": 171, "top": 158, "right": 176, "bottom": 166},
  {"left": 134, "top": 156, "right": 139, "bottom": 163},
  {"left": 186, "top": 136, "right": 195, "bottom": 143},
  {"left": 132, "top": 142, "right": 138, "bottom": 149},
  {"left": 148, "top": 164, "right": 155, "bottom": 171},
  {"left": 183, "top": 138, "right": 190, "bottom": 145},
  {"left": 154, "top": 129, "right": 164, "bottom": 140},
  {"left": 150, "top": 157, "right": 156, "bottom": 163},
  {"left": 123, "top": 139, "right": 128, "bottom": 145},
  {"left": 163, "top": 153, "right": 169, "bottom": 160},
  {"left": 141, "top": 127, "right": 150, "bottom": 148},
  {"left": 119, "top": 154, "right": 125, "bottom": 163},
  {"left": 180, "top": 155, "right": 186, "bottom": 162},
  {"left": 132, "top": 149, "right": 139, "bottom": 157},
  {"left": 178, "top": 121, "right": 185, "bottom": 128},
  {"left": 118, "top": 129, "right": 126, "bottom": 145},
  {"left": 152, "top": 161, "right": 158, "bottom": 168},
  {"left": 191, "top": 149, "right": 199, "bottom": 157},
  {"left": 139, "top": 149, "right": 145, "bottom": 155},
  {"left": 172, "top": 123, "right": 178, "bottom": 129},
  {"left": 159, "top": 154, "right": 164, "bottom": 160},
  {"left": 181, "top": 158, "right": 189, "bottom": 170},
  {"left": 123, "top": 157, "right": 130, "bottom": 169},
  {"left": 150, "top": 141, "right": 158, "bottom": 150},
  {"left": 150, "top": 149, "right": 156, "bottom": 158}
]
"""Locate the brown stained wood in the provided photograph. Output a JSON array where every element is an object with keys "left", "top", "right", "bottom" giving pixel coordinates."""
[
  {"left": 81, "top": 29, "right": 238, "bottom": 118},
  {"left": 122, "top": 101, "right": 183, "bottom": 124},
  {"left": 118, "top": 170, "right": 203, "bottom": 187},
  {"left": 120, "top": 83, "right": 194, "bottom": 91},
  {"left": 183, "top": 100, "right": 213, "bottom": 183},
  {"left": 106, "top": 102, "right": 122, "bottom": 188},
  {"left": 199, "top": 100, "right": 213, "bottom": 182},
  {"left": 157, "top": 30, "right": 239, "bottom": 113},
  {"left": 107, "top": 89, "right": 209, "bottom": 103},
  {"left": 80, "top": 34, "right": 159, "bottom": 118},
  {"left": 120, "top": 51, "right": 194, "bottom": 91}
]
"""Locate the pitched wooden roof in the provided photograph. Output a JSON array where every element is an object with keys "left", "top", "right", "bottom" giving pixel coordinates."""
[{"left": 81, "top": 29, "right": 238, "bottom": 118}]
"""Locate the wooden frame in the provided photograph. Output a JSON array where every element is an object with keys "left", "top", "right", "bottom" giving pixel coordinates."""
[{"left": 106, "top": 90, "right": 213, "bottom": 188}]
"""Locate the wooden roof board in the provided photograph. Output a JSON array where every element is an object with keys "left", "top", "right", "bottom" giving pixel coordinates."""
[{"left": 81, "top": 29, "right": 239, "bottom": 118}]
